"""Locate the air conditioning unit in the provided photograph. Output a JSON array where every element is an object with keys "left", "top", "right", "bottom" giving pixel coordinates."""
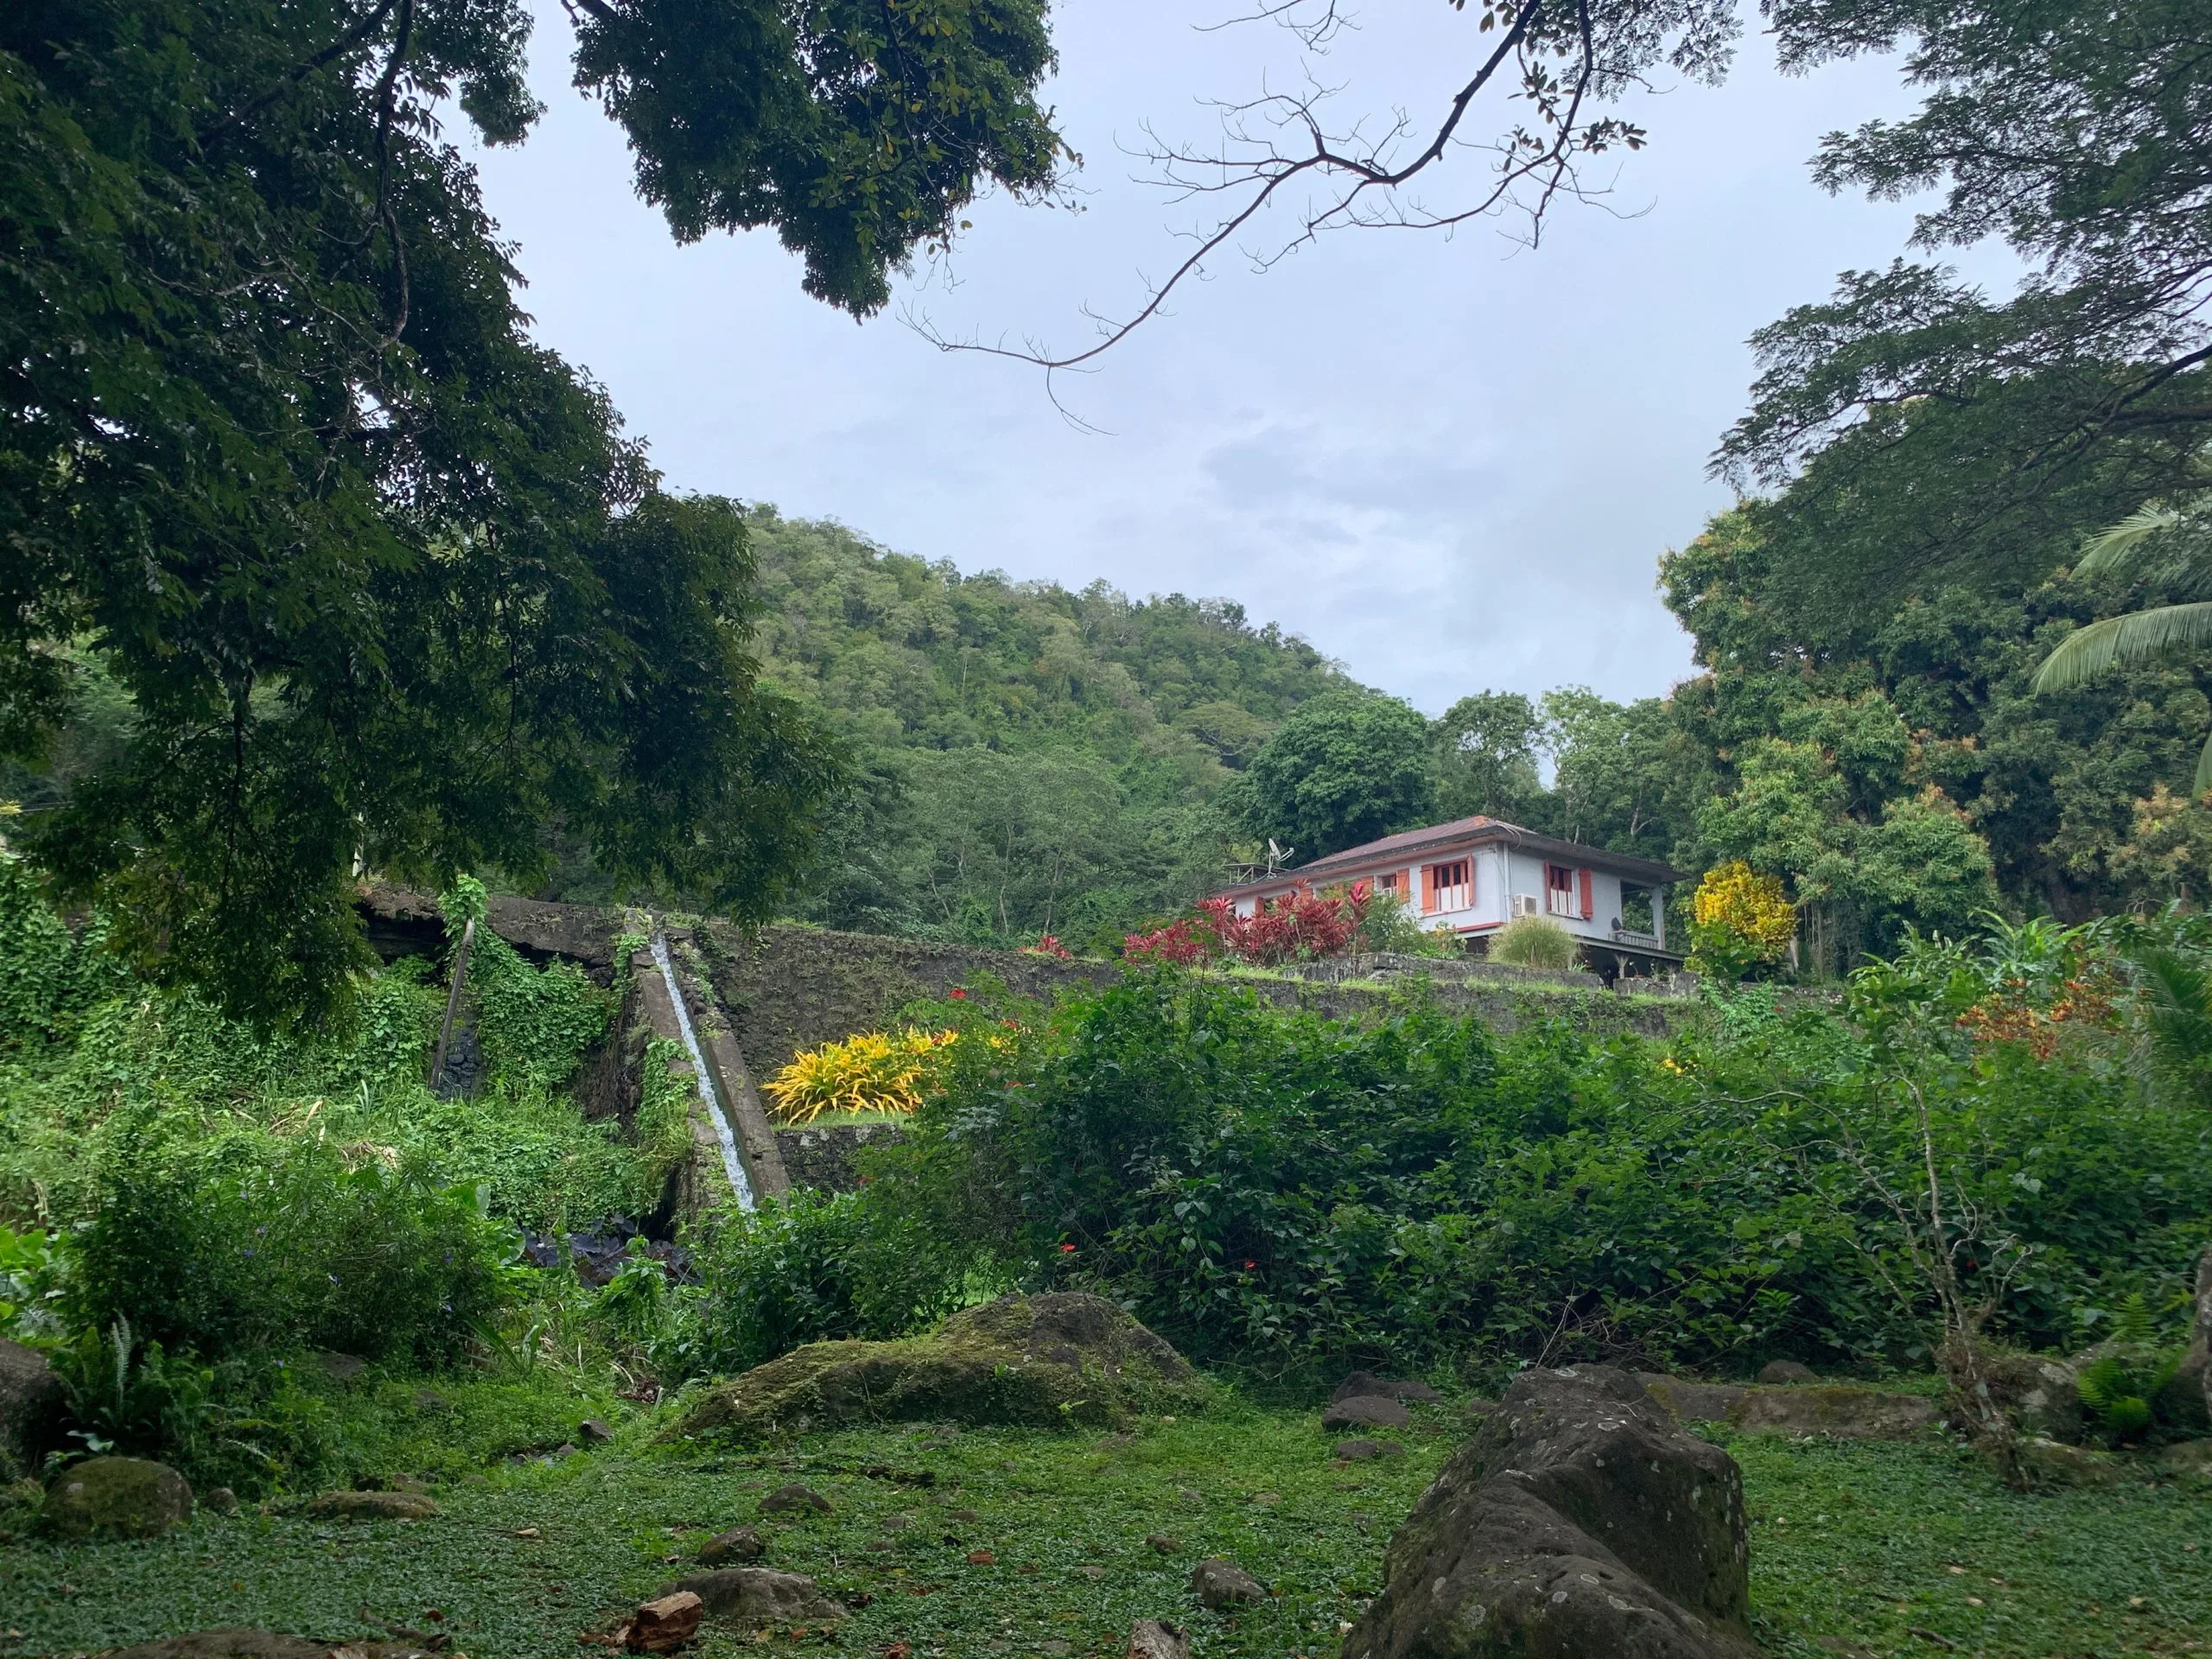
[{"left": 1510, "top": 893, "right": 1540, "bottom": 918}]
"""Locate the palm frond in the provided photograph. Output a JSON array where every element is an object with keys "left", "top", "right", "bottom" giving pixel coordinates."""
[
  {"left": 2031, "top": 602, "right": 2212, "bottom": 691},
  {"left": 2075, "top": 505, "right": 2183, "bottom": 576},
  {"left": 2128, "top": 945, "right": 2212, "bottom": 1071}
]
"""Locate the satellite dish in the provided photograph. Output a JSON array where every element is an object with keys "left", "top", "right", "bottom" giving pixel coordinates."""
[{"left": 1266, "top": 838, "right": 1294, "bottom": 874}]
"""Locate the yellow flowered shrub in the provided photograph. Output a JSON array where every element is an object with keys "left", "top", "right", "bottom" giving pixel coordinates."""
[
  {"left": 761, "top": 1028, "right": 957, "bottom": 1124},
  {"left": 1688, "top": 860, "right": 1797, "bottom": 981}
]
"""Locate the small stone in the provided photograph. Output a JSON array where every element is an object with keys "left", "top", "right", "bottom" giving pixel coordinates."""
[
  {"left": 966, "top": 1549, "right": 995, "bottom": 1566},
  {"left": 550, "top": 1443, "right": 579, "bottom": 1459},
  {"left": 1758, "top": 1360, "right": 1821, "bottom": 1386},
  {"left": 1077, "top": 1565, "right": 1108, "bottom": 1581},
  {"left": 1332, "top": 1439, "right": 1405, "bottom": 1461},
  {"left": 1189, "top": 1558, "right": 1266, "bottom": 1609},
  {"left": 203, "top": 1487, "right": 239, "bottom": 1516},
  {"left": 697, "top": 1526, "right": 766, "bottom": 1565},
  {"left": 2018, "top": 1437, "right": 2125, "bottom": 1488},
  {"left": 1246, "top": 1491, "right": 1281, "bottom": 1506},
  {"left": 760, "top": 1484, "right": 832, "bottom": 1516},
  {"left": 1146, "top": 1533, "right": 1181, "bottom": 1554},
  {"left": 658, "top": 1567, "right": 847, "bottom": 1624},
  {"left": 514, "top": 1526, "right": 543, "bottom": 1539},
  {"left": 1125, "top": 1620, "right": 1190, "bottom": 1659},
  {"left": 946, "top": 1507, "right": 982, "bottom": 1522},
  {"left": 627, "top": 1590, "right": 703, "bottom": 1654},
  {"left": 881, "top": 1514, "right": 911, "bottom": 1531},
  {"left": 411, "top": 1389, "right": 449, "bottom": 1413},
  {"left": 581, "top": 1418, "right": 615, "bottom": 1444},
  {"left": 303, "top": 1490, "right": 441, "bottom": 1521},
  {"left": 1321, "top": 1395, "right": 1409, "bottom": 1431},
  {"left": 1174, "top": 1488, "right": 1204, "bottom": 1507}
]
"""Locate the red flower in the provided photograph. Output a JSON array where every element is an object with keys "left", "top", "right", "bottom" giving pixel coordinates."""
[
  {"left": 1243, "top": 1260, "right": 1255, "bottom": 1270},
  {"left": 949, "top": 988, "right": 968, "bottom": 1000},
  {"left": 1059, "top": 1243, "right": 1077, "bottom": 1253}
]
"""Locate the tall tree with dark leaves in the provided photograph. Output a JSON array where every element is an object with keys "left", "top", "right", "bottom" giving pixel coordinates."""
[
  {"left": 0, "top": 0, "right": 1063, "bottom": 1025},
  {"left": 1720, "top": 0, "right": 2212, "bottom": 620}
]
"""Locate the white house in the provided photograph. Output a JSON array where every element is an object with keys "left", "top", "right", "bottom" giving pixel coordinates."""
[{"left": 1217, "top": 815, "right": 1682, "bottom": 974}]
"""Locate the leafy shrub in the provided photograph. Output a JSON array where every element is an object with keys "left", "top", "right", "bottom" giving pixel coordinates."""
[
  {"left": 1688, "top": 860, "right": 1798, "bottom": 980},
  {"left": 762, "top": 1029, "right": 955, "bottom": 1123},
  {"left": 0, "top": 851, "right": 129, "bottom": 1051},
  {"left": 1488, "top": 914, "right": 1580, "bottom": 970},
  {"left": 660, "top": 1187, "right": 982, "bottom": 1380},
  {"left": 865, "top": 968, "right": 2212, "bottom": 1375},
  {"left": 65, "top": 1108, "right": 525, "bottom": 1365}
]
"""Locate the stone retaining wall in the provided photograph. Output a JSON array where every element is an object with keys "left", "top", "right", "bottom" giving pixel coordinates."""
[{"left": 774, "top": 1121, "right": 909, "bottom": 1192}]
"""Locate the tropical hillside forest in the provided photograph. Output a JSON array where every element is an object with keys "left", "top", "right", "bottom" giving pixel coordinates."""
[{"left": 475, "top": 502, "right": 2212, "bottom": 971}]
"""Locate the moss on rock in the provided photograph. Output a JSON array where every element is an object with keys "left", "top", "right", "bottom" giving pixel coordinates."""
[
  {"left": 40, "top": 1456, "right": 193, "bottom": 1540},
  {"left": 673, "top": 1292, "right": 1207, "bottom": 1442}
]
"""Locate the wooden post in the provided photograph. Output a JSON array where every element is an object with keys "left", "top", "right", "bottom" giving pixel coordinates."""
[{"left": 427, "top": 916, "right": 477, "bottom": 1091}]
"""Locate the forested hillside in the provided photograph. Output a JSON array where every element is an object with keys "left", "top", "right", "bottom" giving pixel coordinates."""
[{"left": 734, "top": 510, "right": 1352, "bottom": 946}]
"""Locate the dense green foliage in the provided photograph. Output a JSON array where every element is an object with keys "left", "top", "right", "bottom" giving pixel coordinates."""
[
  {"left": 0, "top": 0, "right": 1065, "bottom": 1025},
  {"left": 848, "top": 955, "right": 2209, "bottom": 1375},
  {"left": 0, "top": 859, "right": 671, "bottom": 1488}
]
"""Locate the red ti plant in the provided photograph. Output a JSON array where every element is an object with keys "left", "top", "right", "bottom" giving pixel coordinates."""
[{"left": 1125, "top": 880, "right": 1376, "bottom": 966}]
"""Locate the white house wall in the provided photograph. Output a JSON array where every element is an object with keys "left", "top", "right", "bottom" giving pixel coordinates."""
[{"left": 1227, "top": 844, "right": 1667, "bottom": 952}]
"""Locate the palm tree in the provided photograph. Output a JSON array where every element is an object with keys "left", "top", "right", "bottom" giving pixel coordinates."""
[{"left": 2033, "top": 502, "right": 2212, "bottom": 788}]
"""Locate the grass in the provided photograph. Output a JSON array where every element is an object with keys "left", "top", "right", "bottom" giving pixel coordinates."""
[{"left": 2, "top": 1383, "right": 2205, "bottom": 1659}]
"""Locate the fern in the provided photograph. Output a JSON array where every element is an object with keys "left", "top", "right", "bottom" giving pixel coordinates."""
[{"left": 2075, "top": 1319, "right": 2184, "bottom": 1442}]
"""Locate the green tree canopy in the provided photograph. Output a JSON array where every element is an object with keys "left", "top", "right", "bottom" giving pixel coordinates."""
[
  {"left": 1720, "top": 0, "right": 2212, "bottom": 620},
  {"left": 0, "top": 0, "right": 1062, "bottom": 1023},
  {"left": 1239, "top": 690, "right": 1432, "bottom": 863}
]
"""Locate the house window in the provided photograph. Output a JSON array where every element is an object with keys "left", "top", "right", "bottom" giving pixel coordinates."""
[
  {"left": 1425, "top": 859, "right": 1471, "bottom": 913},
  {"left": 1376, "top": 869, "right": 1409, "bottom": 905},
  {"left": 1546, "top": 864, "right": 1579, "bottom": 918}
]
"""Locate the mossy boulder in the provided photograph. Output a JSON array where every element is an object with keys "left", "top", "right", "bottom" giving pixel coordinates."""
[
  {"left": 40, "top": 1456, "right": 194, "bottom": 1540},
  {"left": 674, "top": 1293, "right": 1205, "bottom": 1441}
]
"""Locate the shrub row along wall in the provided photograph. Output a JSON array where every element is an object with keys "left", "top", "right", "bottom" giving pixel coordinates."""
[{"left": 357, "top": 893, "right": 1701, "bottom": 1193}]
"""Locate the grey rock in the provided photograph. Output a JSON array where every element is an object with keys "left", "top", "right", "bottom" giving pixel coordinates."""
[
  {"left": 1332, "top": 1371, "right": 1442, "bottom": 1404},
  {"left": 1145, "top": 1532, "right": 1181, "bottom": 1554},
  {"left": 1641, "top": 1372, "right": 1938, "bottom": 1440},
  {"left": 1125, "top": 1620, "right": 1188, "bottom": 1659},
  {"left": 41, "top": 1456, "right": 194, "bottom": 1540},
  {"left": 1332, "top": 1439, "right": 1406, "bottom": 1461},
  {"left": 1321, "top": 1395, "right": 1409, "bottom": 1431},
  {"left": 659, "top": 1567, "right": 847, "bottom": 1624},
  {"left": 410, "top": 1389, "right": 449, "bottom": 1413},
  {"left": 203, "top": 1486, "right": 239, "bottom": 1516},
  {"left": 2156, "top": 1438, "right": 2212, "bottom": 1485},
  {"left": 303, "top": 1489, "right": 441, "bottom": 1520},
  {"left": 697, "top": 1524, "right": 766, "bottom": 1564},
  {"left": 1980, "top": 1351, "right": 2083, "bottom": 1441},
  {"left": 760, "top": 1482, "right": 832, "bottom": 1515},
  {"left": 1076, "top": 1565, "right": 1109, "bottom": 1581},
  {"left": 0, "top": 1338, "right": 64, "bottom": 1478},
  {"left": 1343, "top": 1365, "right": 1758, "bottom": 1659},
  {"left": 2018, "top": 1437, "right": 2125, "bottom": 1488},
  {"left": 315, "top": 1351, "right": 367, "bottom": 1384},
  {"left": 1757, "top": 1360, "right": 1820, "bottom": 1385},
  {"left": 581, "top": 1416, "right": 615, "bottom": 1443},
  {"left": 1189, "top": 1558, "right": 1266, "bottom": 1609}
]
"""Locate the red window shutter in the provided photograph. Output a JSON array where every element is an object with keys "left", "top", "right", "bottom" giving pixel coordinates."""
[
  {"left": 1579, "top": 868, "right": 1593, "bottom": 919},
  {"left": 1421, "top": 866, "right": 1437, "bottom": 913}
]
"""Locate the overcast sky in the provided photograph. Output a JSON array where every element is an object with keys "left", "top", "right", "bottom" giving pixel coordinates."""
[{"left": 467, "top": 1, "right": 1938, "bottom": 715}]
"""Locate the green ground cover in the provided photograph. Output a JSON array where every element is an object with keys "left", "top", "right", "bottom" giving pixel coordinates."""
[{"left": 3, "top": 1389, "right": 2204, "bottom": 1659}]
